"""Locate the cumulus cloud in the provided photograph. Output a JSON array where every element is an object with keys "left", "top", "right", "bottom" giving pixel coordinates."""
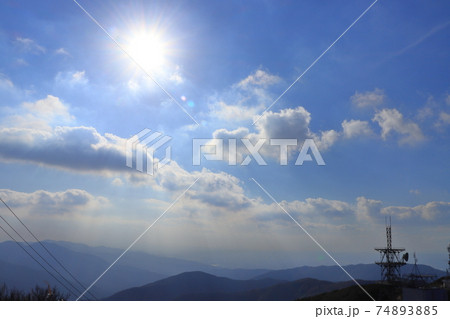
[
  {"left": 209, "top": 106, "right": 378, "bottom": 165},
  {"left": 283, "top": 198, "right": 353, "bottom": 218},
  {"left": 382, "top": 201, "right": 450, "bottom": 221},
  {"left": 0, "top": 125, "right": 127, "bottom": 173},
  {"left": 23, "top": 95, "right": 73, "bottom": 121},
  {"left": 373, "top": 108, "right": 425, "bottom": 145},
  {"left": 351, "top": 88, "right": 385, "bottom": 108},
  {"left": 237, "top": 69, "right": 281, "bottom": 89},
  {"left": 213, "top": 127, "right": 250, "bottom": 140},
  {"left": 246, "top": 194, "right": 446, "bottom": 227},
  {"left": 209, "top": 69, "right": 280, "bottom": 122},
  {"left": 314, "top": 130, "right": 340, "bottom": 151},
  {"left": 209, "top": 101, "right": 262, "bottom": 121},
  {"left": 342, "top": 119, "right": 373, "bottom": 139},
  {"left": 1, "top": 95, "right": 74, "bottom": 130},
  {"left": 246, "top": 195, "right": 382, "bottom": 229},
  {"left": 0, "top": 188, "right": 108, "bottom": 215},
  {"left": 356, "top": 197, "right": 382, "bottom": 221},
  {"left": 0, "top": 105, "right": 254, "bottom": 213},
  {"left": 254, "top": 106, "right": 311, "bottom": 140},
  {"left": 210, "top": 72, "right": 379, "bottom": 154},
  {"left": 187, "top": 169, "right": 252, "bottom": 211},
  {"left": 208, "top": 107, "right": 318, "bottom": 163}
]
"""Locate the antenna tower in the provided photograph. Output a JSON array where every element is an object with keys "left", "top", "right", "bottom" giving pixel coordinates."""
[{"left": 375, "top": 216, "right": 407, "bottom": 282}]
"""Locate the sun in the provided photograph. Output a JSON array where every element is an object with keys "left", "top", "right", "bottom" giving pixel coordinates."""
[{"left": 125, "top": 31, "right": 167, "bottom": 73}]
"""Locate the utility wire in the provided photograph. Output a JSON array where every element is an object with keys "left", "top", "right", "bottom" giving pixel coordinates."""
[
  {"left": 0, "top": 210, "right": 90, "bottom": 300},
  {"left": 0, "top": 222, "right": 77, "bottom": 299},
  {"left": 0, "top": 197, "right": 98, "bottom": 301}
]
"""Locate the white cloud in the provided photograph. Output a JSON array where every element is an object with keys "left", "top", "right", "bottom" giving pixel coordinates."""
[
  {"left": 209, "top": 75, "right": 382, "bottom": 157},
  {"left": 72, "top": 70, "right": 87, "bottom": 83},
  {"left": 169, "top": 65, "right": 185, "bottom": 84},
  {"left": 0, "top": 112, "right": 445, "bottom": 227},
  {"left": 314, "top": 130, "right": 340, "bottom": 151},
  {"left": 55, "top": 70, "right": 88, "bottom": 86},
  {"left": 351, "top": 88, "right": 385, "bottom": 108},
  {"left": 254, "top": 106, "right": 311, "bottom": 140},
  {"left": 208, "top": 69, "right": 280, "bottom": 122},
  {"left": 112, "top": 178, "right": 124, "bottom": 186},
  {"left": 342, "top": 119, "right": 373, "bottom": 139},
  {"left": 436, "top": 112, "right": 450, "bottom": 126},
  {"left": 373, "top": 108, "right": 425, "bottom": 145},
  {"left": 237, "top": 69, "right": 281, "bottom": 89},
  {"left": 23, "top": 95, "right": 73, "bottom": 121},
  {"left": 0, "top": 95, "right": 74, "bottom": 131},
  {"left": 0, "top": 188, "right": 108, "bottom": 215},
  {"left": 3, "top": 95, "right": 74, "bottom": 130},
  {"left": 0, "top": 73, "right": 14, "bottom": 89},
  {"left": 55, "top": 47, "right": 70, "bottom": 56},
  {"left": 210, "top": 101, "right": 262, "bottom": 121},
  {"left": 0, "top": 125, "right": 126, "bottom": 173},
  {"left": 382, "top": 201, "right": 450, "bottom": 221},
  {"left": 210, "top": 106, "right": 377, "bottom": 162},
  {"left": 213, "top": 127, "right": 250, "bottom": 140},
  {"left": 210, "top": 106, "right": 315, "bottom": 162},
  {"left": 356, "top": 197, "right": 382, "bottom": 221},
  {"left": 283, "top": 198, "right": 353, "bottom": 217},
  {"left": 14, "top": 37, "right": 46, "bottom": 54},
  {"left": 417, "top": 106, "right": 434, "bottom": 121}
]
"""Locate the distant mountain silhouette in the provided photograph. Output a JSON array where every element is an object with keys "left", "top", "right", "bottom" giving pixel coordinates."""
[
  {"left": 174, "top": 277, "right": 368, "bottom": 301},
  {"left": 1, "top": 240, "right": 446, "bottom": 301},
  {"left": 106, "top": 271, "right": 283, "bottom": 301},
  {"left": 0, "top": 241, "right": 164, "bottom": 298},
  {"left": 106, "top": 271, "right": 365, "bottom": 301},
  {"left": 50, "top": 240, "right": 270, "bottom": 280},
  {"left": 253, "top": 264, "right": 446, "bottom": 282},
  {"left": 0, "top": 240, "right": 268, "bottom": 299}
]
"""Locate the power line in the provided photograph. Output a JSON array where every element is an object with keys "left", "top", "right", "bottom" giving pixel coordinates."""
[
  {"left": 0, "top": 208, "right": 90, "bottom": 300},
  {"left": 0, "top": 222, "right": 77, "bottom": 299},
  {"left": 0, "top": 197, "right": 98, "bottom": 301}
]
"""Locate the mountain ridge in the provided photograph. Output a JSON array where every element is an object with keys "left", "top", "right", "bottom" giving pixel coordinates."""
[{"left": 0, "top": 240, "right": 446, "bottom": 300}]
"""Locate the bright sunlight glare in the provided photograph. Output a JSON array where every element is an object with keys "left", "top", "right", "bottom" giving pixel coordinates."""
[{"left": 126, "top": 31, "right": 167, "bottom": 73}]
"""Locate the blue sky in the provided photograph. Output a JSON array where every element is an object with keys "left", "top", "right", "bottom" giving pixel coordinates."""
[{"left": 0, "top": 0, "right": 449, "bottom": 270}]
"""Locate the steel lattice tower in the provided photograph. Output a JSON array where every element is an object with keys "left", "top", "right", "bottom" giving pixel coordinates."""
[{"left": 375, "top": 217, "right": 406, "bottom": 282}]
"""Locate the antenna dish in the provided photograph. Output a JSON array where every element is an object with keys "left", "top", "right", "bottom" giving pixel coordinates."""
[{"left": 402, "top": 252, "right": 409, "bottom": 262}]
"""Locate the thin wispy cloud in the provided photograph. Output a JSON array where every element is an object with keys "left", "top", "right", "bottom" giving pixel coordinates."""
[{"left": 393, "top": 20, "right": 450, "bottom": 57}]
